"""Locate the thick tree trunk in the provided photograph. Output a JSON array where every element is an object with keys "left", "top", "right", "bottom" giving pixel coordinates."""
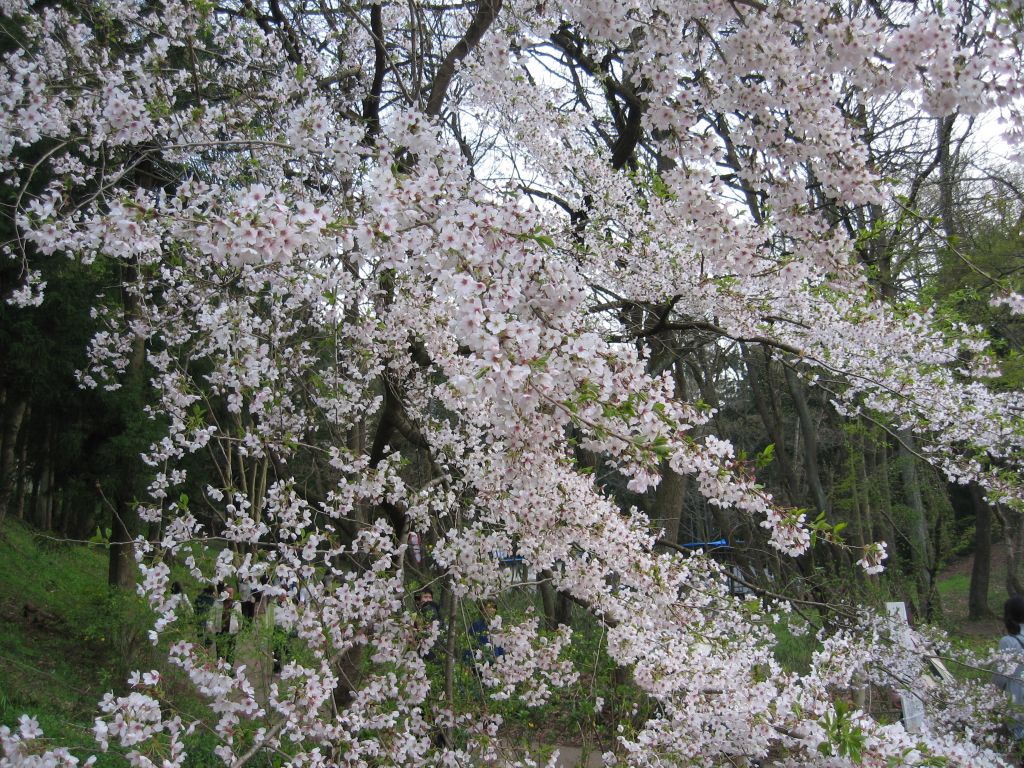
[
  {"left": 968, "top": 484, "right": 993, "bottom": 619},
  {"left": 845, "top": 433, "right": 867, "bottom": 551},
  {"left": 539, "top": 569, "right": 558, "bottom": 631},
  {"left": 108, "top": 498, "right": 136, "bottom": 588},
  {"left": 651, "top": 465, "right": 686, "bottom": 546},
  {"left": 14, "top": 427, "right": 29, "bottom": 521},
  {"left": 897, "top": 430, "right": 935, "bottom": 619},
  {"left": 108, "top": 262, "right": 146, "bottom": 589},
  {"left": 742, "top": 346, "right": 799, "bottom": 506},
  {"left": 537, "top": 569, "right": 573, "bottom": 629},
  {"left": 0, "top": 398, "right": 28, "bottom": 524},
  {"left": 31, "top": 421, "right": 53, "bottom": 530},
  {"left": 936, "top": 114, "right": 958, "bottom": 241},
  {"left": 783, "top": 366, "right": 829, "bottom": 516},
  {"left": 875, "top": 441, "right": 895, "bottom": 545},
  {"left": 34, "top": 454, "right": 51, "bottom": 530},
  {"left": 331, "top": 645, "right": 365, "bottom": 709},
  {"left": 1003, "top": 506, "right": 1024, "bottom": 598},
  {"left": 43, "top": 460, "right": 56, "bottom": 530},
  {"left": 28, "top": 462, "right": 40, "bottom": 526},
  {"left": 852, "top": 427, "right": 880, "bottom": 551},
  {"left": 556, "top": 590, "right": 572, "bottom": 627},
  {"left": 57, "top": 493, "right": 69, "bottom": 536},
  {"left": 653, "top": 360, "right": 697, "bottom": 545}
]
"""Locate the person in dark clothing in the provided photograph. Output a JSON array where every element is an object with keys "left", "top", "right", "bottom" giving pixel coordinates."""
[
  {"left": 194, "top": 585, "right": 216, "bottom": 646},
  {"left": 216, "top": 584, "right": 240, "bottom": 663},
  {"left": 994, "top": 595, "right": 1024, "bottom": 740},
  {"left": 170, "top": 581, "right": 191, "bottom": 610},
  {"left": 415, "top": 588, "right": 443, "bottom": 662},
  {"left": 417, "top": 589, "right": 442, "bottom": 623},
  {"left": 240, "top": 580, "right": 256, "bottom": 620},
  {"left": 464, "top": 601, "right": 504, "bottom": 665},
  {"left": 195, "top": 585, "right": 215, "bottom": 614}
]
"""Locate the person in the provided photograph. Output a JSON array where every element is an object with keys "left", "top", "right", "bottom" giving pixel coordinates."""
[
  {"left": 415, "top": 588, "right": 443, "bottom": 661},
  {"left": 272, "top": 589, "right": 293, "bottom": 674},
  {"left": 194, "top": 584, "right": 216, "bottom": 648},
  {"left": 170, "top": 581, "right": 192, "bottom": 612},
  {"left": 417, "top": 589, "right": 442, "bottom": 623},
  {"left": 195, "top": 584, "right": 215, "bottom": 615},
  {"left": 994, "top": 595, "right": 1024, "bottom": 740},
  {"left": 240, "top": 579, "right": 255, "bottom": 620},
  {"left": 215, "top": 584, "right": 242, "bottom": 663},
  {"left": 463, "top": 600, "right": 504, "bottom": 666}
]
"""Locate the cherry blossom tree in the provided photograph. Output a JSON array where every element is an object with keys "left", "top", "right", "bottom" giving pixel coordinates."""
[{"left": 2, "top": 0, "right": 1024, "bottom": 765}]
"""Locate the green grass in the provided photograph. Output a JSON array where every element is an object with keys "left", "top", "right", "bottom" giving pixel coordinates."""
[
  {"left": 0, "top": 522, "right": 123, "bottom": 713},
  {"left": 933, "top": 542, "right": 1009, "bottom": 631},
  {"left": 0, "top": 520, "right": 189, "bottom": 766},
  {"left": 772, "top": 619, "right": 818, "bottom": 675},
  {"left": 936, "top": 572, "right": 971, "bottom": 599}
]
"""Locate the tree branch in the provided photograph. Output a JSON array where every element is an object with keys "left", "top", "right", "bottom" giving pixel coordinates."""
[
  {"left": 425, "top": 0, "right": 503, "bottom": 117},
  {"left": 362, "top": 2, "right": 386, "bottom": 140}
]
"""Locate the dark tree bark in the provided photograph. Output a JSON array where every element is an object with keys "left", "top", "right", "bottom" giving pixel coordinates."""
[
  {"left": 331, "top": 645, "right": 365, "bottom": 709},
  {"left": 742, "top": 345, "right": 799, "bottom": 506},
  {"left": 968, "top": 484, "right": 993, "bottom": 619},
  {"left": 0, "top": 397, "right": 28, "bottom": 524},
  {"left": 852, "top": 429, "right": 874, "bottom": 550},
  {"left": 1003, "top": 506, "right": 1024, "bottom": 598},
  {"left": 897, "top": 430, "right": 935, "bottom": 619},
  {"left": 556, "top": 590, "right": 572, "bottom": 627},
  {"left": 425, "top": 0, "right": 503, "bottom": 118},
  {"left": 539, "top": 569, "right": 559, "bottom": 631},
  {"left": 108, "top": 498, "right": 136, "bottom": 588},
  {"left": 108, "top": 262, "right": 147, "bottom": 589},
  {"left": 13, "top": 415, "right": 29, "bottom": 521},
  {"left": 30, "top": 419, "right": 53, "bottom": 530},
  {"left": 538, "top": 569, "right": 573, "bottom": 630},
  {"left": 361, "top": 3, "right": 385, "bottom": 140},
  {"left": 874, "top": 440, "right": 895, "bottom": 545},
  {"left": 651, "top": 357, "right": 691, "bottom": 546},
  {"left": 842, "top": 430, "right": 867, "bottom": 551},
  {"left": 651, "top": 466, "right": 686, "bottom": 546},
  {"left": 783, "top": 366, "right": 829, "bottom": 516}
]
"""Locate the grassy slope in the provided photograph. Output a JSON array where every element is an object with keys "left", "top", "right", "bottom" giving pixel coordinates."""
[{"left": 0, "top": 520, "right": 162, "bottom": 765}]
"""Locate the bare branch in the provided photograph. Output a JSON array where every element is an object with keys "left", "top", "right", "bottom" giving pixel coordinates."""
[{"left": 425, "top": 0, "right": 503, "bottom": 117}]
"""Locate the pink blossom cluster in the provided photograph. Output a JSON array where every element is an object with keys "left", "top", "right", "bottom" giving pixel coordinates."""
[{"left": 0, "top": 717, "right": 94, "bottom": 768}]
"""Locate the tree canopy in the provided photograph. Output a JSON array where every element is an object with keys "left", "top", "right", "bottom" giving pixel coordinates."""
[{"left": 2, "top": 0, "right": 1024, "bottom": 765}]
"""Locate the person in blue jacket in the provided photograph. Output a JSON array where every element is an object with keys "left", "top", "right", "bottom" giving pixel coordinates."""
[{"left": 994, "top": 595, "right": 1024, "bottom": 740}]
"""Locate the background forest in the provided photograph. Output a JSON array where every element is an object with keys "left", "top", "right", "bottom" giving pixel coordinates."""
[{"left": 3, "top": 0, "right": 1024, "bottom": 765}]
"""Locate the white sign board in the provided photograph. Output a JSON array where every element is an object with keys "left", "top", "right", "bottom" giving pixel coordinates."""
[{"left": 885, "top": 601, "right": 926, "bottom": 733}]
